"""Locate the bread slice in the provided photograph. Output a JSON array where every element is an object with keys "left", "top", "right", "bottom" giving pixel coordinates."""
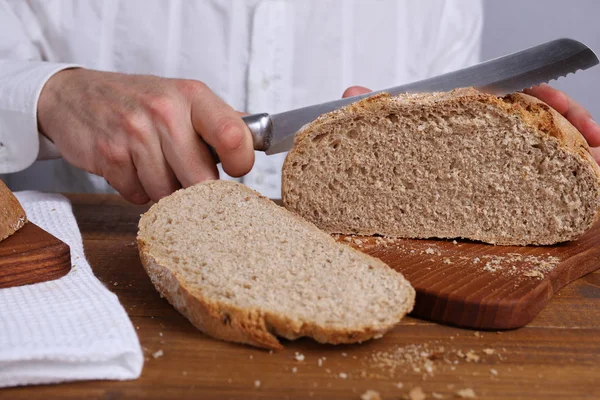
[
  {"left": 0, "top": 179, "right": 27, "bottom": 242},
  {"left": 137, "top": 180, "right": 415, "bottom": 350},
  {"left": 282, "top": 88, "right": 600, "bottom": 246}
]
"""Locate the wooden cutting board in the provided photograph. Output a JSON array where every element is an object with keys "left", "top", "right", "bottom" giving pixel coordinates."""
[
  {"left": 336, "top": 222, "right": 600, "bottom": 330},
  {"left": 0, "top": 222, "right": 71, "bottom": 288}
]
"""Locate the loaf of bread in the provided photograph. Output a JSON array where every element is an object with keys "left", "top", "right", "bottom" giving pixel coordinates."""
[
  {"left": 0, "top": 179, "right": 26, "bottom": 242},
  {"left": 282, "top": 88, "right": 600, "bottom": 245},
  {"left": 137, "top": 180, "right": 415, "bottom": 350}
]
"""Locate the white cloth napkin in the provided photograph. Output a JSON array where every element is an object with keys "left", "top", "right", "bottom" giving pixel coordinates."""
[{"left": 0, "top": 191, "right": 143, "bottom": 388}]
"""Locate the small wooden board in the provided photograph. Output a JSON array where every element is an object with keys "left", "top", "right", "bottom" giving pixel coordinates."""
[
  {"left": 337, "top": 222, "right": 600, "bottom": 330},
  {"left": 0, "top": 222, "right": 71, "bottom": 288}
]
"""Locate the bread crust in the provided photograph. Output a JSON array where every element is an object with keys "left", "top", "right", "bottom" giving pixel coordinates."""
[
  {"left": 282, "top": 88, "right": 600, "bottom": 245},
  {"left": 0, "top": 179, "right": 27, "bottom": 242},
  {"left": 137, "top": 181, "right": 415, "bottom": 350},
  {"left": 505, "top": 92, "right": 600, "bottom": 228}
]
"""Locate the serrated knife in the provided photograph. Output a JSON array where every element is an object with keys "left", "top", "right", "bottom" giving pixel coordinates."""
[{"left": 240, "top": 38, "right": 598, "bottom": 155}]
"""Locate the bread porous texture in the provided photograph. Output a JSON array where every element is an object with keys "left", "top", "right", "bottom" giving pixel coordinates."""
[
  {"left": 137, "top": 180, "right": 415, "bottom": 350},
  {"left": 0, "top": 179, "right": 27, "bottom": 242},
  {"left": 282, "top": 88, "right": 600, "bottom": 245}
]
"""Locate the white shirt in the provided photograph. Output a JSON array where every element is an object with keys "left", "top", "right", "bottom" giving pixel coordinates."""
[{"left": 0, "top": 0, "right": 482, "bottom": 198}]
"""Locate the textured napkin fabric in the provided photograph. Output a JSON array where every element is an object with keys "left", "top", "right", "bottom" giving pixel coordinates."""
[{"left": 0, "top": 192, "right": 143, "bottom": 387}]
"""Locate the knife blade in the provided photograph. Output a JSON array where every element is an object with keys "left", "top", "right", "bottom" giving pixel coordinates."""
[{"left": 241, "top": 38, "right": 599, "bottom": 155}]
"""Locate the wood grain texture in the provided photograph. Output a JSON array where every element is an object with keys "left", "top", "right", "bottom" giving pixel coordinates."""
[
  {"left": 336, "top": 222, "right": 600, "bottom": 330},
  {"left": 3, "top": 194, "right": 599, "bottom": 400},
  {"left": 0, "top": 222, "right": 71, "bottom": 288}
]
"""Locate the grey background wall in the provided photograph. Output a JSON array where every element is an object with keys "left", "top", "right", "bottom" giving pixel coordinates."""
[{"left": 482, "top": 0, "right": 600, "bottom": 119}]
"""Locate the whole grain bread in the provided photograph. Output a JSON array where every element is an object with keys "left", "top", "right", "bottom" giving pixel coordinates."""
[
  {"left": 282, "top": 88, "right": 600, "bottom": 246},
  {"left": 0, "top": 179, "right": 26, "bottom": 242},
  {"left": 137, "top": 180, "right": 415, "bottom": 350}
]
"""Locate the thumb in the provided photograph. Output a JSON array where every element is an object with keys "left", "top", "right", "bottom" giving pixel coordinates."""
[{"left": 342, "top": 86, "right": 372, "bottom": 98}]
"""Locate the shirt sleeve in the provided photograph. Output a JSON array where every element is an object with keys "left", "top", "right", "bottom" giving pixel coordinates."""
[{"left": 0, "top": 1, "right": 79, "bottom": 173}]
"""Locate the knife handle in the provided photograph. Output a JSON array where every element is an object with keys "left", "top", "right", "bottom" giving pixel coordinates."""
[
  {"left": 242, "top": 113, "right": 273, "bottom": 151},
  {"left": 207, "top": 113, "right": 272, "bottom": 163}
]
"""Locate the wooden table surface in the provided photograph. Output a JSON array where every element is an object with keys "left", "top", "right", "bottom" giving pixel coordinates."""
[{"left": 4, "top": 194, "right": 600, "bottom": 400}]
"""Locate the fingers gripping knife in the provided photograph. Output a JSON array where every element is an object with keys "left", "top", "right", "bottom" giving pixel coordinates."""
[{"left": 237, "top": 38, "right": 598, "bottom": 157}]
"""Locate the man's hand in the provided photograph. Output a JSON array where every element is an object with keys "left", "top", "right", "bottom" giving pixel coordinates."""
[
  {"left": 524, "top": 84, "right": 600, "bottom": 164},
  {"left": 38, "top": 69, "right": 254, "bottom": 204},
  {"left": 343, "top": 84, "right": 600, "bottom": 165}
]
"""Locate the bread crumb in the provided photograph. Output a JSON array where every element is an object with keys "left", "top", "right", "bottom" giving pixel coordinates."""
[
  {"left": 465, "top": 351, "right": 480, "bottom": 363},
  {"left": 473, "top": 331, "right": 481, "bottom": 337},
  {"left": 342, "top": 352, "right": 348, "bottom": 357},
  {"left": 368, "top": 342, "right": 443, "bottom": 377},
  {"left": 424, "top": 359, "right": 434, "bottom": 374},
  {"left": 295, "top": 352, "right": 305, "bottom": 362},
  {"left": 483, "top": 261, "right": 501, "bottom": 272},
  {"left": 249, "top": 355, "right": 253, "bottom": 359},
  {"left": 432, "top": 393, "right": 444, "bottom": 399},
  {"left": 443, "top": 258, "right": 452, "bottom": 264},
  {"left": 472, "top": 257, "right": 480, "bottom": 264},
  {"left": 409, "top": 386, "right": 426, "bottom": 400},
  {"left": 113, "top": 282, "right": 119, "bottom": 286},
  {"left": 318, "top": 358, "right": 323, "bottom": 367},
  {"left": 339, "top": 372, "right": 348, "bottom": 379},
  {"left": 523, "top": 270, "right": 544, "bottom": 279},
  {"left": 490, "top": 369, "right": 498, "bottom": 376},
  {"left": 292, "top": 367, "right": 297, "bottom": 373},
  {"left": 482, "top": 348, "right": 495, "bottom": 355},
  {"left": 360, "top": 390, "right": 382, "bottom": 400},
  {"left": 254, "top": 380, "right": 261, "bottom": 389},
  {"left": 365, "top": 340, "right": 505, "bottom": 379},
  {"left": 152, "top": 349, "right": 163, "bottom": 359},
  {"left": 425, "top": 248, "right": 435, "bottom": 255},
  {"left": 396, "top": 382, "right": 404, "bottom": 389},
  {"left": 452, "top": 240, "right": 458, "bottom": 245},
  {"left": 456, "top": 388, "right": 476, "bottom": 398},
  {"left": 159, "top": 332, "right": 163, "bottom": 337},
  {"left": 476, "top": 254, "right": 559, "bottom": 278},
  {"left": 325, "top": 368, "right": 331, "bottom": 373}
]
